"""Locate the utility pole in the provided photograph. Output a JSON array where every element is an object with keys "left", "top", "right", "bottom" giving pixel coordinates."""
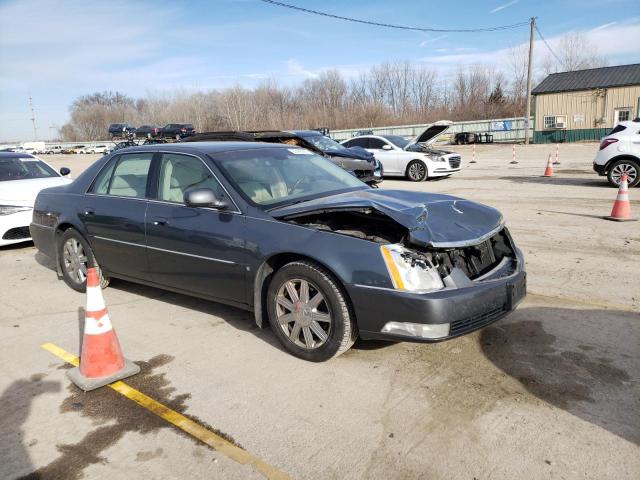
[
  {"left": 524, "top": 16, "right": 536, "bottom": 145},
  {"left": 28, "top": 95, "right": 38, "bottom": 140}
]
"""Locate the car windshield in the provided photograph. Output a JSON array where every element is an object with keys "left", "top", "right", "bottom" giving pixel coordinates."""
[
  {"left": 382, "top": 135, "right": 410, "bottom": 148},
  {"left": 0, "top": 158, "right": 58, "bottom": 181},
  {"left": 214, "top": 147, "right": 366, "bottom": 208},
  {"left": 300, "top": 134, "right": 346, "bottom": 152}
]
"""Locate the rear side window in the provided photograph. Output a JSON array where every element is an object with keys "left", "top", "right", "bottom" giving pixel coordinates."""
[
  {"left": 344, "top": 137, "right": 368, "bottom": 148},
  {"left": 608, "top": 125, "right": 626, "bottom": 135},
  {"left": 91, "top": 153, "right": 152, "bottom": 198}
]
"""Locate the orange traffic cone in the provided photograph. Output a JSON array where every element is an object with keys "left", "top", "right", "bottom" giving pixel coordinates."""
[
  {"left": 543, "top": 154, "right": 554, "bottom": 177},
  {"left": 67, "top": 267, "right": 139, "bottom": 391},
  {"left": 605, "top": 173, "right": 636, "bottom": 222}
]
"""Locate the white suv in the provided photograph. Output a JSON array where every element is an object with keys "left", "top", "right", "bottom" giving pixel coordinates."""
[
  {"left": 341, "top": 123, "right": 461, "bottom": 182},
  {"left": 593, "top": 119, "right": 640, "bottom": 187}
]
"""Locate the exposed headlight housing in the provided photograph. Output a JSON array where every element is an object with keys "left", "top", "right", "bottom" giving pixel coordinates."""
[
  {"left": 380, "top": 244, "right": 445, "bottom": 292},
  {"left": 0, "top": 205, "right": 32, "bottom": 216}
]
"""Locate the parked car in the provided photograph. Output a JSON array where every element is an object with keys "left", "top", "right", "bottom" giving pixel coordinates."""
[
  {"left": 159, "top": 123, "right": 196, "bottom": 139},
  {"left": 134, "top": 125, "right": 162, "bottom": 139},
  {"left": 108, "top": 123, "right": 136, "bottom": 138},
  {"left": 0, "top": 152, "right": 71, "bottom": 246},
  {"left": 30, "top": 142, "right": 525, "bottom": 361},
  {"left": 44, "top": 145, "right": 64, "bottom": 155},
  {"left": 353, "top": 130, "right": 374, "bottom": 137},
  {"left": 341, "top": 123, "right": 461, "bottom": 181},
  {"left": 290, "top": 130, "right": 383, "bottom": 185},
  {"left": 593, "top": 119, "right": 640, "bottom": 187},
  {"left": 83, "top": 145, "right": 111, "bottom": 155},
  {"left": 453, "top": 132, "right": 478, "bottom": 145},
  {"left": 183, "top": 130, "right": 382, "bottom": 186}
]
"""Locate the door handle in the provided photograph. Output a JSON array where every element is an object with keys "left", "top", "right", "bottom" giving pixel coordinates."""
[
  {"left": 151, "top": 217, "right": 168, "bottom": 226},
  {"left": 84, "top": 207, "right": 95, "bottom": 216}
]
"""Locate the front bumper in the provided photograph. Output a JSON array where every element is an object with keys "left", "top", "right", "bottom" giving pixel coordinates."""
[
  {"left": 0, "top": 210, "right": 33, "bottom": 246},
  {"left": 351, "top": 250, "right": 526, "bottom": 342}
]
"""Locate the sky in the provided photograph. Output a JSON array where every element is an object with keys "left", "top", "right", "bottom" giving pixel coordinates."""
[{"left": 0, "top": 0, "right": 639, "bottom": 141}]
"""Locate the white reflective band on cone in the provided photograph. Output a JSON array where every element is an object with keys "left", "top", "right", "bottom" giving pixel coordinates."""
[
  {"left": 86, "top": 286, "right": 106, "bottom": 311},
  {"left": 381, "top": 321, "right": 450, "bottom": 339},
  {"left": 84, "top": 313, "right": 114, "bottom": 335}
]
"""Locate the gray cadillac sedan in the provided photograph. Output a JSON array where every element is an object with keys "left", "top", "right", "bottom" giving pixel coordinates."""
[{"left": 30, "top": 142, "right": 526, "bottom": 361}]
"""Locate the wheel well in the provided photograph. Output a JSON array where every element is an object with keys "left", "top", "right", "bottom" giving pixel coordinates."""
[
  {"left": 253, "top": 252, "right": 356, "bottom": 329},
  {"left": 606, "top": 155, "right": 640, "bottom": 172}
]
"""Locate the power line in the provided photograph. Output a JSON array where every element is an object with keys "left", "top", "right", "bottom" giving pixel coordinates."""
[
  {"left": 260, "top": 0, "right": 530, "bottom": 33},
  {"left": 535, "top": 24, "right": 562, "bottom": 64}
]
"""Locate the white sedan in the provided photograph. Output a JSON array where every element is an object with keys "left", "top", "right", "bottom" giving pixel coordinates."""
[
  {"left": 0, "top": 152, "right": 72, "bottom": 246},
  {"left": 341, "top": 123, "right": 461, "bottom": 181}
]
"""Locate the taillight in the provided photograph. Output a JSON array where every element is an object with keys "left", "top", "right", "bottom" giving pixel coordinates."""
[
  {"left": 181, "top": 128, "right": 186, "bottom": 132},
  {"left": 600, "top": 138, "right": 618, "bottom": 150}
]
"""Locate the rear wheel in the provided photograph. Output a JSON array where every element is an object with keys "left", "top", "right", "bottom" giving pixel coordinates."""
[
  {"left": 607, "top": 159, "right": 639, "bottom": 188},
  {"left": 58, "top": 228, "right": 109, "bottom": 292},
  {"left": 406, "top": 160, "right": 427, "bottom": 181},
  {"left": 267, "top": 261, "right": 357, "bottom": 361}
]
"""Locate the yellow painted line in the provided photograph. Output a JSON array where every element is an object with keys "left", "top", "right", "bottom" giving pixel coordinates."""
[{"left": 41, "top": 343, "right": 292, "bottom": 480}]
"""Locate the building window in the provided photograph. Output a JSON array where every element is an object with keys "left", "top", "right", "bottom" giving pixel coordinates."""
[
  {"left": 544, "top": 115, "right": 567, "bottom": 129},
  {"left": 615, "top": 108, "right": 631, "bottom": 124}
]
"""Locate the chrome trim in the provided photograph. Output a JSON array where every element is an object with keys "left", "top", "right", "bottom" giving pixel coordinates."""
[
  {"left": 93, "top": 235, "right": 236, "bottom": 264},
  {"left": 429, "top": 224, "right": 504, "bottom": 248},
  {"left": 146, "top": 245, "right": 236, "bottom": 264},
  {"left": 93, "top": 235, "right": 145, "bottom": 248},
  {"left": 30, "top": 223, "right": 55, "bottom": 230},
  {"left": 353, "top": 284, "right": 395, "bottom": 292}
]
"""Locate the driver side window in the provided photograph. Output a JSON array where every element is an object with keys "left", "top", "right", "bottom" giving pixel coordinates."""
[
  {"left": 367, "top": 138, "right": 386, "bottom": 149},
  {"left": 158, "top": 154, "right": 222, "bottom": 204}
]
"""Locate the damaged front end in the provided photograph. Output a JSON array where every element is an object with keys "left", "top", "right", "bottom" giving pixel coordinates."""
[{"left": 273, "top": 190, "right": 526, "bottom": 342}]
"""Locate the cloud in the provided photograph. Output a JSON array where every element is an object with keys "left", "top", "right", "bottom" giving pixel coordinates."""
[
  {"left": 285, "top": 59, "right": 320, "bottom": 79},
  {"left": 490, "top": 0, "right": 521, "bottom": 13},
  {"left": 419, "top": 34, "right": 448, "bottom": 47}
]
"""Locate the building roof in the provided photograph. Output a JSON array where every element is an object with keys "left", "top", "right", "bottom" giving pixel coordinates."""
[{"left": 532, "top": 63, "right": 640, "bottom": 95}]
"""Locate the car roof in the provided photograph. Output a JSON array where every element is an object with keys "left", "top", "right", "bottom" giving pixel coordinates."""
[
  {"left": 119, "top": 141, "right": 294, "bottom": 155},
  {"left": 0, "top": 151, "right": 35, "bottom": 159},
  {"left": 290, "top": 130, "right": 322, "bottom": 137}
]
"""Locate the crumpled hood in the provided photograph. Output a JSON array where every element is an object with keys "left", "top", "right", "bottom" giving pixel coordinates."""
[
  {"left": 0, "top": 177, "right": 71, "bottom": 206},
  {"left": 327, "top": 146, "right": 374, "bottom": 162},
  {"left": 271, "top": 189, "right": 503, "bottom": 247}
]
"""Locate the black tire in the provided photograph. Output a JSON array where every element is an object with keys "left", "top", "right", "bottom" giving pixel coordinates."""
[
  {"left": 607, "top": 159, "right": 639, "bottom": 188},
  {"left": 406, "top": 160, "right": 428, "bottom": 182},
  {"left": 266, "top": 261, "right": 357, "bottom": 362},
  {"left": 58, "top": 228, "right": 109, "bottom": 293}
]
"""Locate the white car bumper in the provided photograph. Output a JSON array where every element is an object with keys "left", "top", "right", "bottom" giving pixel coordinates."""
[{"left": 0, "top": 209, "right": 33, "bottom": 246}]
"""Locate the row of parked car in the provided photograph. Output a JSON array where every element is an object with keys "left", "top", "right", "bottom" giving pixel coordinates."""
[{"left": 108, "top": 123, "right": 196, "bottom": 140}]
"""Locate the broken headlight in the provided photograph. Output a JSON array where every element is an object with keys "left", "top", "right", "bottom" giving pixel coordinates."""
[{"left": 380, "top": 244, "right": 445, "bottom": 292}]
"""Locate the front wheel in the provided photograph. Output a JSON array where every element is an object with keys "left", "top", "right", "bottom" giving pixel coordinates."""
[
  {"left": 607, "top": 159, "right": 639, "bottom": 188},
  {"left": 406, "top": 160, "right": 428, "bottom": 181},
  {"left": 58, "top": 228, "right": 110, "bottom": 292},
  {"left": 267, "top": 261, "right": 357, "bottom": 361}
]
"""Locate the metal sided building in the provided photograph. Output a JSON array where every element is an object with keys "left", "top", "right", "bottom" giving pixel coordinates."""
[{"left": 532, "top": 63, "right": 640, "bottom": 143}]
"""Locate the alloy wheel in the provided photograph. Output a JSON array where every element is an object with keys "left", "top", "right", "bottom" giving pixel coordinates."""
[
  {"left": 611, "top": 162, "right": 638, "bottom": 185},
  {"left": 275, "top": 279, "right": 332, "bottom": 350},
  {"left": 408, "top": 162, "right": 426, "bottom": 181},
  {"left": 62, "top": 238, "right": 88, "bottom": 284}
]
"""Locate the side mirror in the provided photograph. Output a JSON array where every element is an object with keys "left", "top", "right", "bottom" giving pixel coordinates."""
[
  {"left": 382, "top": 144, "right": 392, "bottom": 151},
  {"left": 184, "top": 188, "right": 228, "bottom": 210},
  {"left": 59, "top": 167, "right": 71, "bottom": 176}
]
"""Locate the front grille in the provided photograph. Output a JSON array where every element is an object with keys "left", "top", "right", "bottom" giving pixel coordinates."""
[
  {"left": 353, "top": 169, "right": 373, "bottom": 178},
  {"left": 2, "top": 226, "right": 31, "bottom": 240},
  {"left": 448, "top": 156, "right": 461, "bottom": 168},
  {"left": 449, "top": 305, "right": 507, "bottom": 336}
]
